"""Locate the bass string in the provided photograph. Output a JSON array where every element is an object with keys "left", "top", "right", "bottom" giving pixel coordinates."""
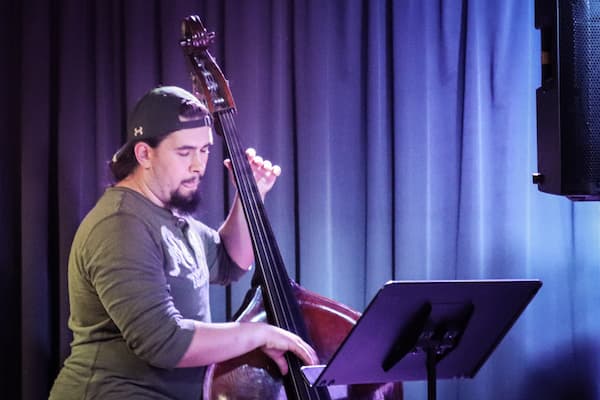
[
  {"left": 218, "top": 111, "right": 299, "bottom": 332},
  {"left": 218, "top": 111, "right": 330, "bottom": 400}
]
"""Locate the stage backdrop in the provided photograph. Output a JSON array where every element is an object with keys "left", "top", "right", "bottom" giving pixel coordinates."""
[{"left": 2, "top": 0, "right": 600, "bottom": 399}]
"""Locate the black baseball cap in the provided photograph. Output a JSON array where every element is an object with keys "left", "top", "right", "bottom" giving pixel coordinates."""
[{"left": 112, "top": 86, "right": 212, "bottom": 162}]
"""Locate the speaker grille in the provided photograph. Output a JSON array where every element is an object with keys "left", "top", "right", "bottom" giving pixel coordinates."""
[{"left": 560, "top": 1, "right": 600, "bottom": 190}]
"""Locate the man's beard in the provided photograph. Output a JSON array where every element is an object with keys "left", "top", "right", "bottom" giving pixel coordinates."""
[{"left": 166, "top": 187, "right": 201, "bottom": 214}]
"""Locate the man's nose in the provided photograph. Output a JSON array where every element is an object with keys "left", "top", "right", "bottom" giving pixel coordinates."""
[{"left": 190, "top": 152, "right": 206, "bottom": 173}]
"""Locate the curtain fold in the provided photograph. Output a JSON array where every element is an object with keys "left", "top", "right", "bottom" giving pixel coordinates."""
[{"left": 3, "top": 1, "right": 599, "bottom": 399}]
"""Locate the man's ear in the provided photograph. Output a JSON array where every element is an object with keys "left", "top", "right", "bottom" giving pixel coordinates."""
[{"left": 133, "top": 142, "right": 153, "bottom": 168}]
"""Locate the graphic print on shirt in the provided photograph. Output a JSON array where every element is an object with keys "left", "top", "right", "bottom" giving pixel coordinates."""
[{"left": 161, "top": 225, "right": 208, "bottom": 289}]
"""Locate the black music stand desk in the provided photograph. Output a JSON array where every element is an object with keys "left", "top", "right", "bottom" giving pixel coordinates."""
[{"left": 301, "top": 279, "right": 542, "bottom": 400}]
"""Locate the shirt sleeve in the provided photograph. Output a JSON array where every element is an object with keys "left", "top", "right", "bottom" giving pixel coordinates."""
[
  {"left": 185, "top": 217, "right": 248, "bottom": 285},
  {"left": 82, "top": 213, "right": 195, "bottom": 369}
]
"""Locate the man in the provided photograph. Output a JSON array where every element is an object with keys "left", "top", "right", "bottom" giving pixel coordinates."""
[{"left": 49, "top": 86, "right": 316, "bottom": 399}]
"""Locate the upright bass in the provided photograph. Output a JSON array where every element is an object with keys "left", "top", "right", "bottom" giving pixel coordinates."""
[{"left": 180, "top": 15, "right": 403, "bottom": 400}]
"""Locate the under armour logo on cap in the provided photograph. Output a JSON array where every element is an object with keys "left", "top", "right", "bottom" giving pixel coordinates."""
[{"left": 134, "top": 126, "right": 144, "bottom": 137}]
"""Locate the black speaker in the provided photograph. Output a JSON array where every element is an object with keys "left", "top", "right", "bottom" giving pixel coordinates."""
[{"left": 534, "top": 0, "right": 600, "bottom": 200}]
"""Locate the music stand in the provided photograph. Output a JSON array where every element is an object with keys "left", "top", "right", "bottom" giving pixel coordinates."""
[{"left": 301, "top": 279, "right": 542, "bottom": 400}]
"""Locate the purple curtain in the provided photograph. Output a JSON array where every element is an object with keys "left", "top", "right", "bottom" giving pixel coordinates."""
[{"left": 3, "top": 0, "right": 599, "bottom": 399}]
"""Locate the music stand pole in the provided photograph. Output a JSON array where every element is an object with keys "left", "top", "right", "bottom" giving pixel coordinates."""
[
  {"left": 382, "top": 301, "right": 472, "bottom": 400},
  {"left": 426, "top": 348, "right": 436, "bottom": 400}
]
